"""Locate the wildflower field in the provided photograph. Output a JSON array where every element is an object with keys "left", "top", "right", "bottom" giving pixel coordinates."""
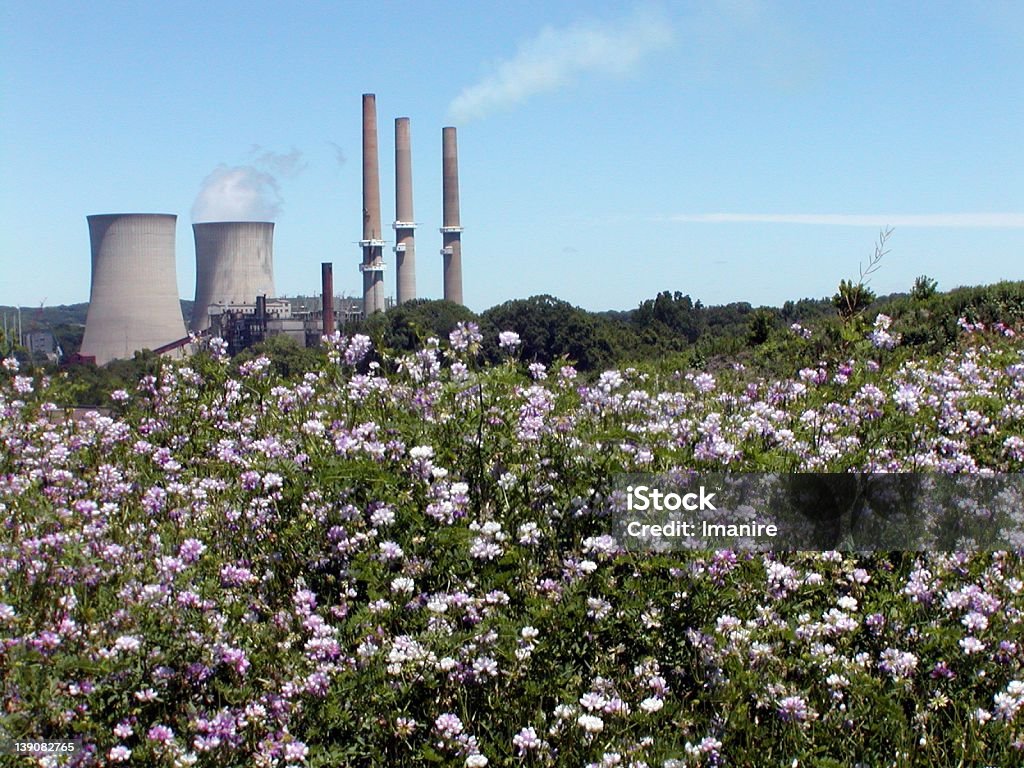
[{"left": 2, "top": 320, "right": 1024, "bottom": 767}]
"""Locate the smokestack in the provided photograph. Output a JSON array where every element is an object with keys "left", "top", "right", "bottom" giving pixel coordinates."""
[
  {"left": 190, "top": 221, "right": 275, "bottom": 332},
  {"left": 321, "top": 262, "right": 335, "bottom": 336},
  {"left": 360, "top": 94, "right": 386, "bottom": 316},
  {"left": 441, "top": 126, "right": 463, "bottom": 305},
  {"left": 394, "top": 117, "right": 416, "bottom": 304},
  {"left": 255, "top": 294, "right": 267, "bottom": 326},
  {"left": 80, "top": 214, "right": 188, "bottom": 365}
]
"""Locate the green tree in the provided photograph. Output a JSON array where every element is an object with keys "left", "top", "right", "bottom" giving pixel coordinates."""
[
  {"left": 747, "top": 308, "right": 777, "bottom": 346},
  {"left": 911, "top": 274, "right": 938, "bottom": 301},
  {"left": 833, "top": 228, "right": 892, "bottom": 321},
  {"left": 833, "top": 279, "right": 876, "bottom": 321},
  {"left": 357, "top": 300, "right": 479, "bottom": 354},
  {"left": 480, "top": 295, "right": 616, "bottom": 370}
]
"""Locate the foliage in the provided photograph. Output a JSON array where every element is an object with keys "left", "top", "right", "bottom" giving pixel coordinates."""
[
  {"left": 357, "top": 299, "right": 479, "bottom": 354},
  {"left": 911, "top": 275, "right": 938, "bottom": 302},
  {"left": 233, "top": 334, "right": 322, "bottom": 379},
  {"left": 833, "top": 279, "right": 877, "bottom": 322},
  {"left": 746, "top": 308, "right": 777, "bottom": 346},
  {"left": 882, "top": 281, "right": 1024, "bottom": 354},
  {"left": 833, "top": 228, "right": 892, "bottom": 322},
  {"left": 634, "top": 291, "right": 705, "bottom": 343},
  {"left": 480, "top": 295, "right": 618, "bottom": 370},
  {"left": 2, "top": 319, "right": 1024, "bottom": 767}
]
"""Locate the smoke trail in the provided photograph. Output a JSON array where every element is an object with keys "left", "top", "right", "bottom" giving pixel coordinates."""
[
  {"left": 327, "top": 140, "right": 347, "bottom": 168},
  {"left": 250, "top": 146, "right": 307, "bottom": 178},
  {"left": 191, "top": 165, "right": 282, "bottom": 223},
  {"left": 448, "top": 7, "right": 673, "bottom": 122}
]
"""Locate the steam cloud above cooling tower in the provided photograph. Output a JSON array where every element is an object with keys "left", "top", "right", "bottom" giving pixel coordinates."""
[
  {"left": 191, "top": 166, "right": 282, "bottom": 223},
  {"left": 191, "top": 149, "right": 306, "bottom": 223}
]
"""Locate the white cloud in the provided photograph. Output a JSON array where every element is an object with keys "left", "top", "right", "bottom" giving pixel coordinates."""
[
  {"left": 191, "top": 166, "right": 281, "bottom": 223},
  {"left": 666, "top": 213, "right": 1024, "bottom": 228},
  {"left": 448, "top": 8, "right": 673, "bottom": 122}
]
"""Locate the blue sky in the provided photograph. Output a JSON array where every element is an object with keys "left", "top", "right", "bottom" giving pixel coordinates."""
[{"left": 2, "top": 1, "right": 1022, "bottom": 312}]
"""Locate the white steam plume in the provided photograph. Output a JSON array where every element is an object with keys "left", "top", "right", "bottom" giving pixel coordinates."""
[
  {"left": 192, "top": 148, "right": 306, "bottom": 223},
  {"left": 448, "top": 7, "right": 673, "bottom": 122},
  {"left": 191, "top": 166, "right": 282, "bottom": 223}
]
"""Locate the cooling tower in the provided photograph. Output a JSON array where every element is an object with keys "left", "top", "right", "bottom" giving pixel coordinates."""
[
  {"left": 441, "top": 127, "right": 463, "bottom": 305},
  {"left": 360, "top": 93, "right": 386, "bottom": 315},
  {"left": 190, "top": 221, "right": 275, "bottom": 332},
  {"left": 80, "top": 214, "right": 188, "bottom": 366},
  {"left": 394, "top": 117, "right": 416, "bottom": 304}
]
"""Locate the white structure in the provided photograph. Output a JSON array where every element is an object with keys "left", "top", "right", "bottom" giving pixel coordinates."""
[
  {"left": 190, "top": 221, "right": 275, "bottom": 332},
  {"left": 80, "top": 214, "right": 188, "bottom": 365}
]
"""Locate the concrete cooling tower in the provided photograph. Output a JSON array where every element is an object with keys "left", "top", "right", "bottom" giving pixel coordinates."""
[
  {"left": 190, "top": 221, "right": 275, "bottom": 332},
  {"left": 80, "top": 213, "right": 188, "bottom": 366}
]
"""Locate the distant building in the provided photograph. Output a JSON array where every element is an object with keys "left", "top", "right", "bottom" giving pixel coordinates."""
[
  {"left": 27, "top": 330, "right": 57, "bottom": 360},
  {"left": 201, "top": 292, "right": 395, "bottom": 356}
]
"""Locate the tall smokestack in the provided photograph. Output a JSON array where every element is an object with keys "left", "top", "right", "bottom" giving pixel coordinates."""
[
  {"left": 80, "top": 214, "right": 188, "bottom": 365},
  {"left": 321, "top": 262, "right": 335, "bottom": 336},
  {"left": 360, "top": 93, "right": 386, "bottom": 316},
  {"left": 394, "top": 117, "right": 416, "bottom": 304},
  {"left": 441, "top": 126, "right": 463, "bottom": 305}
]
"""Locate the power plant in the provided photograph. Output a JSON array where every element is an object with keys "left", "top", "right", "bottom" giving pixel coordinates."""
[
  {"left": 79, "top": 214, "right": 188, "bottom": 366},
  {"left": 75, "top": 93, "right": 463, "bottom": 364},
  {"left": 190, "top": 221, "right": 276, "bottom": 332}
]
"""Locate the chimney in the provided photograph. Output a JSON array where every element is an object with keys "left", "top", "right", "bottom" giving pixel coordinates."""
[
  {"left": 360, "top": 94, "right": 386, "bottom": 315},
  {"left": 441, "top": 126, "right": 463, "bottom": 305},
  {"left": 321, "top": 262, "right": 335, "bottom": 336},
  {"left": 394, "top": 117, "right": 416, "bottom": 304}
]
